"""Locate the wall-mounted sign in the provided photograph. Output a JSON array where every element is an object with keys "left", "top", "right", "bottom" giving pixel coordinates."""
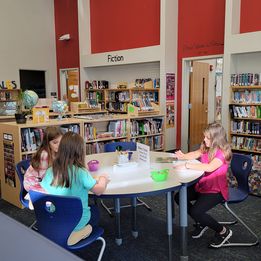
[
  {"left": 0, "top": 80, "right": 17, "bottom": 89},
  {"left": 107, "top": 54, "right": 124, "bottom": 63}
]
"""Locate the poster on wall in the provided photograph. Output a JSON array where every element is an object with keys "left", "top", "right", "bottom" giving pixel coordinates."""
[
  {"left": 166, "top": 73, "right": 175, "bottom": 101},
  {"left": 166, "top": 73, "right": 175, "bottom": 128},
  {"left": 166, "top": 101, "right": 175, "bottom": 128}
]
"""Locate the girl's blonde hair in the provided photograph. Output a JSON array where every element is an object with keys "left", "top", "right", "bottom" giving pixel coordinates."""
[
  {"left": 31, "top": 126, "right": 63, "bottom": 170},
  {"left": 51, "top": 132, "right": 85, "bottom": 188},
  {"left": 200, "top": 122, "right": 232, "bottom": 162}
]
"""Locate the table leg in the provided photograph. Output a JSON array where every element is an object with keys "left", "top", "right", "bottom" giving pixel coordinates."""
[
  {"left": 114, "top": 198, "right": 122, "bottom": 246},
  {"left": 131, "top": 197, "right": 138, "bottom": 238},
  {"left": 166, "top": 191, "right": 173, "bottom": 261},
  {"left": 179, "top": 185, "right": 188, "bottom": 261}
]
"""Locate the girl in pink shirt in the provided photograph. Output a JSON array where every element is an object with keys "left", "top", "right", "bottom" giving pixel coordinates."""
[
  {"left": 173, "top": 122, "right": 232, "bottom": 248},
  {"left": 23, "top": 126, "right": 63, "bottom": 207}
]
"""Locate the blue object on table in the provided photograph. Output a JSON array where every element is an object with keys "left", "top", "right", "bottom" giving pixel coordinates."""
[
  {"left": 218, "top": 153, "right": 259, "bottom": 247},
  {"left": 104, "top": 141, "right": 136, "bottom": 152},
  {"left": 15, "top": 159, "right": 31, "bottom": 208},
  {"left": 29, "top": 190, "right": 106, "bottom": 261}
]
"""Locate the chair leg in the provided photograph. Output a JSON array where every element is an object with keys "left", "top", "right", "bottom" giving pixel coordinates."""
[
  {"left": 221, "top": 203, "right": 259, "bottom": 247},
  {"left": 100, "top": 199, "right": 114, "bottom": 217},
  {"left": 29, "top": 220, "right": 37, "bottom": 230},
  {"left": 97, "top": 237, "right": 106, "bottom": 261},
  {"left": 137, "top": 197, "right": 152, "bottom": 211}
]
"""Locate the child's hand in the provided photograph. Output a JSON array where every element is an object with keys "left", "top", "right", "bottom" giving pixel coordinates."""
[
  {"left": 99, "top": 174, "right": 110, "bottom": 185},
  {"left": 173, "top": 163, "right": 186, "bottom": 170},
  {"left": 173, "top": 150, "right": 185, "bottom": 160}
]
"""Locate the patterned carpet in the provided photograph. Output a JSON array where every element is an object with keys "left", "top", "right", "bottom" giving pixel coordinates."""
[{"left": 1, "top": 194, "right": 260, "bottom": 261}]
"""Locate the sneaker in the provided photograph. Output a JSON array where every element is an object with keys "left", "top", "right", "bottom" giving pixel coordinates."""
[
  {"left": 191, "top": 224, "right": 208, "bottom": 239},
  {"left": 209, "top": 227, "right": 232, "bottom": 248}
]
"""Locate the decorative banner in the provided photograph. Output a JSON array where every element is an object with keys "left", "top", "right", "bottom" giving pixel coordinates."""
[
  {"left": 166, "top": 101, "right": 175, "bottom": 128},
  {"left": 166, "top": 73, "right": 175, "bottom": 101},
  {"left": 166, "top": 73, "right": 175, "bottom": 128}
]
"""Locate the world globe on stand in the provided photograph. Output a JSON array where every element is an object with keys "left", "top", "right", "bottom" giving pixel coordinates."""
[
  {"left": 23, "top": 90, "right": 39, "bottom": 110},
  {"left": 52, "top": 100, "right": 67, "bottom": 120}
]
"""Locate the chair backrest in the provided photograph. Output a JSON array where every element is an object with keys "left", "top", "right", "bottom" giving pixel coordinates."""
[
  {"left": 29, "top": 190, "right": 82, "bottom": 248},
  {"left": 104, "top": 141, "right": 136, "bottom": 152},
  {"left": 15, "top": 159, "right": 31, "bottom": 208},
  {"left": 230, "top": 153, "right": 253, "bottom": 194}
]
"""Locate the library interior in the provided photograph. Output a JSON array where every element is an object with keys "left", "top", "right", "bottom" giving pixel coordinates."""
[{"left": 0, "top": 1, "right": 260, "bottom": 261}]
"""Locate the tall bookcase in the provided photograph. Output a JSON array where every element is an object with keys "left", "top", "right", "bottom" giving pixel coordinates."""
[{"left": 229, "top": 82, "right": 261, "bottom": 196}]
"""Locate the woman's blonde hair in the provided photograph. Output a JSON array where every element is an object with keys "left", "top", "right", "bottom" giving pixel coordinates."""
[
  {"left": 200, "top": 122, "right": 232, "bottom": 162},
  {"left": 51, "top": 131, "right": 85, "bottom": 188}
]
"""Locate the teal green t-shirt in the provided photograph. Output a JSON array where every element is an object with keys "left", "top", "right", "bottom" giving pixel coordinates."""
[{"left": 41, "top": 166, "right": 96, "bottom": 231}]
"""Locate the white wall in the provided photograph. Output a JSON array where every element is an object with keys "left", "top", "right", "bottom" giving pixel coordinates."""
[{"left": 0, "top": 0, "right": 57, "bottom": 97}]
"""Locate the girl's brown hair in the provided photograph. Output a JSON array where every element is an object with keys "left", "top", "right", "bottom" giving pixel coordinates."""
[
  {"left": 51, "top": 132, "right": 85, "bottom": 188},
  {"left": 31, "top": 126, "right": 63, "bottom": 170},
  {"left": 200, "top": 122, "right": 232, "bottom": 162}
]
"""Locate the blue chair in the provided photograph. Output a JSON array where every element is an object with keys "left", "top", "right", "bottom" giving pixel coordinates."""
[
  {"left": 29, "top": 190, "right": 106, "bottom": 261},
  {"left": 15, "top": 159, "right": 31, "bottom": 208},
  {"left": 218, "top": 153, "right": 259, "bottom": 247},
  {"left": 101, "top": 142, "right": 151, "bottom": 216},
  {"left": 104, "top": 141, "right": 137, "bottom": 152}
]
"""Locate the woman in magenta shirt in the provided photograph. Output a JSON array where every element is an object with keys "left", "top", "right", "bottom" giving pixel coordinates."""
[{"left": 173, "top": 122, "right": 232, "bottom": 248}]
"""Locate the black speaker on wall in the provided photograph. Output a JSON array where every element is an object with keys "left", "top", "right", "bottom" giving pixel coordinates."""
[{"left": 19, "top": 69, "right": 46, "bottom": 98}]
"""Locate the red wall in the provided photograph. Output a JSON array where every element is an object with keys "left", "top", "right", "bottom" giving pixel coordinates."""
[
  {"left": 90, "top": 0, "right": 160, "bottom": 53},
  {"left": 240, "top": 0, "right": 261, "bottom": 33},
  {"left": 54, "top": 0, "right": 80, "bottom": 97},
  {"left": 176, "top": 0, "right": 225, "bottom": 147}
]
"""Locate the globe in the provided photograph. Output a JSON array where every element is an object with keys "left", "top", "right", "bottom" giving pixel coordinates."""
[
  {"left": 52, "top": 100, "right": 68, "bottom": 120},
  {"left": 23, "top": 90, "right": 39, "bottom": 109}
]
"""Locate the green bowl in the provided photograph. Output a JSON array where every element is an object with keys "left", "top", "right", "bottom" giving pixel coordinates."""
[{"left": 151, "top": 169, "right": 169, "bottom": 182}]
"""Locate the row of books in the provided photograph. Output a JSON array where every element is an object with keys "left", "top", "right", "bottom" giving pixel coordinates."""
[
  {"left": 251, "top": 155, "right": 261, "bottom": 171},
  {"left": 131, "top": 135, "right": 163, "bottom": 151},
  {"left": 107, "top": 91, "right": 130, "bottom": 102},
  {"left": 132, "top": 92, "right": 159, "bottom": 103},
  {"left": 107, "top": 102, "right": 128, "bottom": 112},
  {"left": 84, "top": 120, "right": 127, "bottom": 141},
  {"left": 229, "top": 104, "right": 261, "bottom": 118},
  {"left": 86, "top": 140, "right": 127, "bottom": 154},
  {"left": 132, "top": 97, "right": 154, "bottom": 111},
  {"left": 231, "top": 136, "right": 261, "bottom": 152},
  {"left": 230, "top": 73, "right": 261, "bottom": 86},
  {"left": 232, "top": 90, "right": 261, "bottom": 103},
  {"left": 231, "top": 120, "right": 261, "bottom": 135},
  {"left": 85, "top": 91, "right": 104, "bottom": 102},
  {"left": 21, "top": 124, "right": 80, "bottom": 152},
  {"left": 135, "top": 78, "right": 160, "bottom": 89},
  {"left": 130, "top": 119, "right": 163, "bottom": 136}
]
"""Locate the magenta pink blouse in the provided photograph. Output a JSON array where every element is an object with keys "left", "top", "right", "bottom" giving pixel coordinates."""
[{"left": 195, "top": 149, "right": 229, "bottom": 201}]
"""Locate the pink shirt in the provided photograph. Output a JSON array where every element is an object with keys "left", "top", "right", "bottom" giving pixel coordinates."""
[
  {"left": 23, "top": 150, "right": 48, "bottom": 192},
  {"left": 195, "top": 149, "right": 229, "bottom": 200}
]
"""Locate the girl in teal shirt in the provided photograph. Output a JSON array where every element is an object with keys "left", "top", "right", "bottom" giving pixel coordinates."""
[{"left": 41, "top": 131, "right": 109, "bottom": 245}]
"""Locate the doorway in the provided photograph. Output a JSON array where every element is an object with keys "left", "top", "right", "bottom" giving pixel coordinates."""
[
  {"left": 181, "top": 56, "right": 223, "bottom": 152},
  {"left": 59, "top": 68, "right": 80, "bottom": 106}
]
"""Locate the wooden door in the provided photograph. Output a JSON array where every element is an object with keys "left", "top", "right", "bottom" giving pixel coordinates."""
[
  {"left": 67, "top": 70, "right": 79, "bottom": 104},
  {"left": 189, "top": 61, "right": 209, "bottom": 151}
]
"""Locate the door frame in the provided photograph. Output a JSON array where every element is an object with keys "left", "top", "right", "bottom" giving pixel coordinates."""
[
  {"left": 59, "top": 68, "right": 80, "bottom": 101},
  {"left": 181, "top": 54, "right": 223, "bottom": 152}
]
